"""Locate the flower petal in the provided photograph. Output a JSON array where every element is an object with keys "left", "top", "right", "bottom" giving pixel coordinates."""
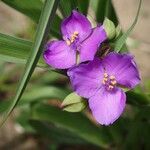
[
  {"left": 89, "top": 87, "right": 126, "bottom": 125},
  {"left": 43, "top": 40, "right": 76, "bottom": 69},
  {"left": 67, "top": 58, "right": 104, "bottom": 98},
  {"left": 80, "top": 26, "right": 107, "bottom": 63},
  {"left": 61, "top": 10, "right": 92, "bottom": 41},
  {"left": 102, "top": 52, "right": 140, "bottom": 88}
]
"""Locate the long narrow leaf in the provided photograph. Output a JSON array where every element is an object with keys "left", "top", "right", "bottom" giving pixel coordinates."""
[
  {"left": 59, "top": 0, "right": 78, "bottom": 17},
  {"left": 105, "top": 0, "right": 118, "bottom": 25},
  {"left": 30, "top": 120, "right": 87, "bottom": 144},
  {"left": 0, "top": 33, "right": 45, "bottom": 67},
  {"left": 0, "top": 0, "right": 60, "bottom": 127},
  {"left": 2, "top": 0, "right": 42, "bottom": 22},
  {"left": 90, "top": 0, "right": 107, "bottom": 22},
  {"left": 32, "top": 103, "right": 112, "bottom": 148},
  {"left": 115, "top": 0, "right": 142, "bottom": 52},
  {"left": 0, "top": 33, "right": 65, "bottom": 75},
  {"left": 0, "top": 86, "right": 69, "bottom": 114},
  {"left": 2, "top": 0, "right": 61, "bottom": 39},
  {"left": 0, "top": 33, "right": 32, "bottom": 64},
  {"left": 77, "top": 0, "right": 90, "bottom": 15}
]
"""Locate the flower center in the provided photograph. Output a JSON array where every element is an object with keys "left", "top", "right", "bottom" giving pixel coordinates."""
[
  {"left": 66, "top": 31, "right": 79, "bottom": 46},
  {"left": 102, "top": 73, "right": 117, "bottom": 91}
]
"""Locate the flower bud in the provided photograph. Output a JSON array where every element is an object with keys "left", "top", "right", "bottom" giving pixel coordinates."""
[
  {"left": 103, "top": 18, "right": 116, "bottom": 40},
  {"left": 61, "top": 92, "right": 87, "bottom": 112}
]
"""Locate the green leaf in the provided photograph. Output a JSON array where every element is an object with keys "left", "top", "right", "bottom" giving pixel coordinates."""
[
  {"left": 115, "top": 25, "right": 122, "bottom": 39},
  {"left": 0, "top": 33, "right": 35, "bottom": 64},
  {"left": 62, "top": 92, "right": 87, "bottom": 112},
  {"left": 30, "top": 120, "right": 87, "bottom": 144},
  {"left": 32, "top": 104, "right": 112, "bottom": 148},
  {"left": 115, "top": 0, "right": 142, "bottom": 52},
  {"left": 59, "top": 0, "right": 77, "bottom": 17},
  {"left": 20, "top": 86, "right": 69, "bottom": 105},
  {"left": 0, "top": 33, "right": 67, "bottom": 75},
  {"left": 16, "top": 109, "right": 35, "bottom": 133},
  {"left": 0, "top": 86, "right": 69, "bottom": 114},
  {"left": 77, "top": 0, "right": 90, "bottom": 15},
  {"left": 90, "top": 0, "right": 107, "bottom": 22},
  {"left": 0, "top": 0, "right": 60, "bottom": 127},
  {"left": 123, "top": 108, "right": 150, "bottom": 149},
  {"left": 126, "top": 91, "right": 150, "bottom": 106},
  {"left": 90, "top": 0, "right": 117, "bottom": 24},
  {"left": 2, "top": 0, "right": 61, "bottom": 39},
  {"left": 2, "top": 0, "right": 43, "bottom": 22},
  {"left": 104, "top": 0, "right": 118, "bottom": 25}
]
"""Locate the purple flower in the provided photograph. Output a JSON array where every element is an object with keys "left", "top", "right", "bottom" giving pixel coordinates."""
[
  {"left": 67, "top": 52, "right": 140, "bottom": 125},
  {"left": 43, "top": 10, "right": 107, "bottom": 69}
]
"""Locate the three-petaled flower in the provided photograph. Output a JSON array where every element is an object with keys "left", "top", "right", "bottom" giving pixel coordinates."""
[
  {"left": 43, "top": 10, "right": 106, "bottom": 69},
  {"left": 68, "top": 52, "right": 140, "bottom": 125}
]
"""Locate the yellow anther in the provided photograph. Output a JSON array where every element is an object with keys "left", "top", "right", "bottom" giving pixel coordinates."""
[
  {"left": 74, "top": 31, "right": 79, "bottom": 35},
  {"left": 70, "top": 38, "right": 74, "bottom": 43},
  {"left": 102, "top": 80, "right": 106, "bottom": 85},
  {"left": 66, "top": 40, "right": 71, "bottom": 46},
  {"left": 104, "top": 73, "right": 108, "bottom": 78},
  {"left": 66, "top": 31, "right": 79, "bottom": 46},
  {"left": 73, "top": 34, "right": 78, "bottom": 38},
  {"left": 108, "top": 85, "right": 114, "bottom": 90},
  {"left": 111, "top": 80, "right": 117, "bottom": 85},
  {"left": 110, "top": 75, "right": 115, "bottom": 80},
  {"left": 104, "top": 78, "right": 108, "bottom": 81},
  {"left": 102, "top": 77, "right": 108, "bottom": 84}
]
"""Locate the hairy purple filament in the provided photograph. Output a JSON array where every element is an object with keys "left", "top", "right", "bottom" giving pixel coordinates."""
[
  {"left": 102, "top": 73, "right": 117, "bottom": 91},
  {"left": 66, "top": 31, "right": 79, "bottom": 46}
]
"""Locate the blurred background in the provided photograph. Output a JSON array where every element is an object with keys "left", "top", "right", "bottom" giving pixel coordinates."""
[{"left": 0, "top": 0, "right": 150, "bottom": 149}]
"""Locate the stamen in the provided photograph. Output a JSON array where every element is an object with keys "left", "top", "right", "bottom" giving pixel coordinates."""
[
  {"left": 110, "top": 75, "right": 115, "bottom": 80},
  {"left": 74, "top": 31, "right": 79, "bottom": 35},
  {"left": 104, "top": 73, "right": 108, "bottom": 78},
  {"left": 102, "top": 80, "right": 106, "bottom": 85},
  {"left": 104, "top": 78, "right": 108, "bottom": 81},
  {"left": 66, "top": 31, "right": 79, "bottom": 46},
  {"left": 66, "top": 40, "right": 71, "bottom": 45},
  {"left": 70, "top": 38, "right": 74, "bottom": 43},
  {"left": 111, "top": 80, "right": 117, "bottom": 85},
  {"left": 102, "top": 78, "right": 108, "bottom": 84},
  {"left": 108, "top": 85, "right": 114, "bottom": 90},
  {"left": 102, "top": 73, "right": 117, "bottom": 91}
]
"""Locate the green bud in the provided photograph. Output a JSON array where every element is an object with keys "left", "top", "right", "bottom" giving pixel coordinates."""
[
  {"left": 115, "top": 25, "right": 121, "bottom": 38},
  {"left": 103, "top": 18, "right": 116, "bottom": 40},
  {"left": 61, "top": 92, "right": 87, "bottom": 112}
]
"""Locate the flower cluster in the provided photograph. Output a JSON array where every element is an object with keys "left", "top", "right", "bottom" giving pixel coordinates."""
[{"left": 43, "top": 10, "right": 140, "bottom": 125}]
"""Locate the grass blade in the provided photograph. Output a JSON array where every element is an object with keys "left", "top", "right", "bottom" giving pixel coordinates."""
[
  {"left": 105, "top": 0, "right": 118, "bottom": 25},
  {"left": 77, "top": 0, "right": 90, "bottom": 15},
  {"left": 0, "top": 33, "right": 32, "bottom": 64},
  {"left": 32, "top": 103, "right": 112, "bottom": 148},
  {"left": 0, "top": 0, "right": 60, "bottom": 127},
  {"left": 2, "top": 0, "right": 42, "bottom": 22},
  {"left": 0, "top": 33, "right": 45, "bottom": 67},
  {"left": 0, "top": 33, "right": 65, "bottom": 75},
  {"left": 90, "top": 0, "right": 107, "bottom": 22},
  {"left": 2, "top": 0, "right": 61, "bottom": 39},
  {"left": 115, "top": 0, "right": 142, "bottom": 52},
  {"left": 59, "top": 0, "right": 78, "bottom": 17}
]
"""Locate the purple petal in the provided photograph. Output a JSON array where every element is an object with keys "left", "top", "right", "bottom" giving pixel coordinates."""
[
  {"left": 43, "top": 40, "right": 76, "bottom": 69},
  {"left": 61, "top": 10, "right": 92, "bottom": 41},
  {"left": 89, "top": 87, "right": 126, "bottom": 125},
  {"left": 102, "top": 52, "right": 140, "bottom": 88},
  {"left": 67, "top": 58, "right": 104, "bottom": 98},
  {"left": 80, "top": 26, "right": 107, "bottom": 63}
]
